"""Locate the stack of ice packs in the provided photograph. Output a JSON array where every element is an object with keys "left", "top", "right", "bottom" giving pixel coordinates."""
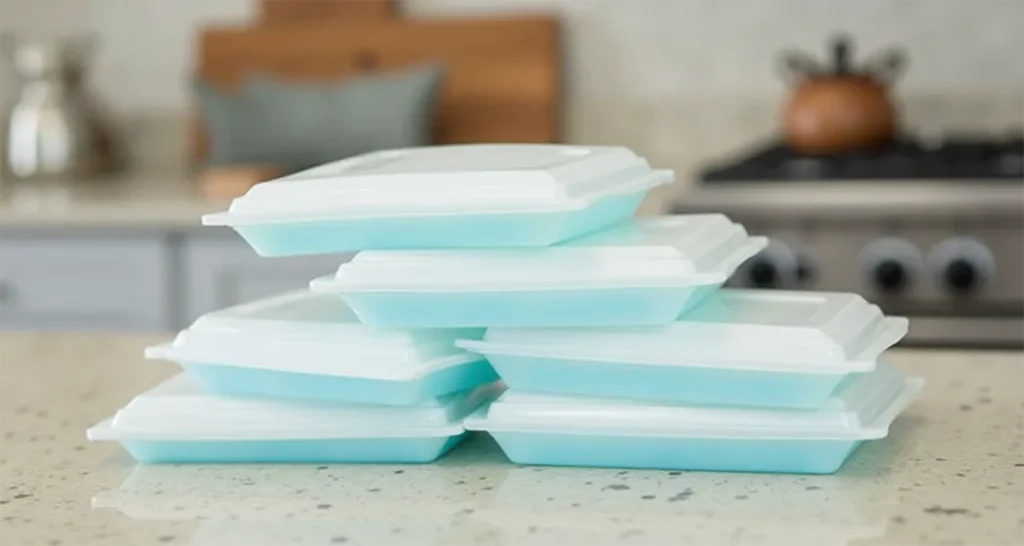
[{"left": 89, "top": 144, "right": 920, "bottom": 473}]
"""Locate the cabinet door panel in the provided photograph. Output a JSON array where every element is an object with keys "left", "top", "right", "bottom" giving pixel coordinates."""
[{"left": 0, "top": 234, "right": 172, "bottom": 331}]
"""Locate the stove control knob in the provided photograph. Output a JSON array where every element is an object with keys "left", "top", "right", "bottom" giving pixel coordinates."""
[
  {"left": 747, "top": 259, "right": 779, "bottom": 288},
  {"left": 931, "top": 238, "right": 995, "bottom": 296},
  {"left": 874, "top": 259, "right": 909, "bottom": 292},
  {"left": 860, "top": 238, "right": 922, "bottom": 295},
  {"left": 944, "top": 259, "right": 977, "bottom": 293},
  {"left": 745, "top": 241, "right": 798, "bottom": 289}
]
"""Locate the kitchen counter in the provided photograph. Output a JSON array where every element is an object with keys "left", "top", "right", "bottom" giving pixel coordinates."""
[
  {"left": 6, "top": 174, "right": 1023, "bottom": 230},
  {"left": 0, "top": 175, "right": 676, "bottom": 230},
  {"left": 0, "top": 173, "right": 225, "bottom": 229},
  {"left": 1, "top": 333, "right": 1022, "bottom": 546}
]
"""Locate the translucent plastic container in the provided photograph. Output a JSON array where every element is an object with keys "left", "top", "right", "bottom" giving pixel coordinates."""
[
  {"left": 88, "top": 374, "right": 499, "bottom": 464},
  {"left": 202, "top": 145, "right": 673, "bottom": 256},
  {"left": 147, "top": 291, "right": 496, "bottom": 405},
  {"left": 465, "top": 362, "right": 922, "bottom": 474},
  {"left": 458, "top": 289, "right": 907, "bottom": 408},
  {"left": 311, "top": 214, "right": 767, "bottom": 328}
]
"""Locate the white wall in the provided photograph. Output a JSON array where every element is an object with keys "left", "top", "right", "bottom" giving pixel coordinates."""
[
  {"left": 2, "top": 0, "right": 1021, "bottom": 177},
  {"left": 0, "top": 0, "right": 256, "bottom": 113}
]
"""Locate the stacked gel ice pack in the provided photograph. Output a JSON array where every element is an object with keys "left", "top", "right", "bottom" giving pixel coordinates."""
[
  {"left": 458, "top": 289, "right": 919, "bottom": 474},
  {"left": 86, "top": 144, "right": 671, "bottom": 464},
  {"left": 87, "top": 291, "right": 501, "bottom": 463},
  {"left": 88, "top": 144, "right": 920, "bottom": 473}
]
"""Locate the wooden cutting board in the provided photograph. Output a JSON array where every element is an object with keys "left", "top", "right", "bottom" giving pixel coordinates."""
[
  {"left": 259, "top": 0, "right": 396, "bottom": 24},
  {"left": 191, "top": 15, "right": 561, "bottom": 166},
  {"left": 198, "top": 164, "right": 284, "bottom": 200}
]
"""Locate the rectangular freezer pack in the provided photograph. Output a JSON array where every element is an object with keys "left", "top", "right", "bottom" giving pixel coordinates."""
[
  {"left": 311, "top": 214, "right": 767, "bottom": 327},
  {"left": 465, "top": 362, "right": 922, "bottom": 474},
  {"left": 458, "top": 289, "right": 908, "bottom": 408},
  {"left": 147, "top": 291, "right": 497, "bottom": 405},
  {"left": 203, "top": 144, "right": 674, "bottom": 255},
  {"left": 88, "top": 374, "right": 500, "bottom": 464}
]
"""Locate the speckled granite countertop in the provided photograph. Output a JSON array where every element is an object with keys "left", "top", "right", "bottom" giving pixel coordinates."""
[{"left": 1, "top": 333, "right": 1022, "bottom": 546}]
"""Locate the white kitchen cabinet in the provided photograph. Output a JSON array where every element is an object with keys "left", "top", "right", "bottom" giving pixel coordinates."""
[
  {"left": 0, "top": 229, "right": 352, "bottom": 331},
  {"left": 0, "top": 233, "right": 174, "bottom": 331},
  {"left": 180, "top": 232, "right": 350, "bottom": 324}
]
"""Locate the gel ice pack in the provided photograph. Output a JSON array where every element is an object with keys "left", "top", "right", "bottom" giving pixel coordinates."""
[
  {"left": 465, "top": 362, "right": 921, "bottom": 474},
  {"left": 458, "top": 289, "right": 907, "bottom": 408},
  {"left": 147, "top": 291, "right": 496, "bottom": 405},
  {"left": 203, "top": 144, "right": 673, "bottom": 255},
  {"left": 88, "top": 374, "right": 499, "bottom": 464},
  {"left": 311, "top": 214, "right": 767, "bottom": 327}
]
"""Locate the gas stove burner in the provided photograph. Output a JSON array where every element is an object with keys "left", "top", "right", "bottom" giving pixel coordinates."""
[{"left": 701, "top": 133, "right": 1024, "bottom": 183}]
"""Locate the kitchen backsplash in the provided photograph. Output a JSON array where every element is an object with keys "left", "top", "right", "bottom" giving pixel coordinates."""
[{"left": 3, "top": 0, "right": 1022, "bottom": 184}]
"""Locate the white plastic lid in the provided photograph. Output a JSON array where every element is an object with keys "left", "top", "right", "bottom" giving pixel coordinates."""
[
  {"left": 459, "top": 289, "right": 907, "bottom": 373},
  {"left": 312, "top": 215, "right": 768, "bottom": 293},
  {"left": 202, "top": 145, "right": 674, "bottom": 225},
  {"left": 147, "top": 291, "right": 484, "bottom": 380},
  {"left": 88, "top": 374, "right": 500, "bottom": 441},
  {"left": 465, "top": 362, "right": 922, "bottom": 440}
]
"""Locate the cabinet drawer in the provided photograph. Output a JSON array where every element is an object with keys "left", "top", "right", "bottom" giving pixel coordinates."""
[
  {"left": 182, "top": 233, "right": 349, "bottom": 324},
  {"left": 0, "top": 234, "right": 172, "bottom": 331}
]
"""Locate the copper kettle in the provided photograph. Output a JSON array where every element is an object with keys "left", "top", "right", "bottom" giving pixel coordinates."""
[{"left": 781, "top": 35, "right": 905, "bottom": 154}]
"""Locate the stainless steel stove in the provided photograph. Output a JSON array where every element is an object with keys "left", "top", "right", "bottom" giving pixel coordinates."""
[{"left": 672, "top": 134, "right": 1024, "bottom": 349}]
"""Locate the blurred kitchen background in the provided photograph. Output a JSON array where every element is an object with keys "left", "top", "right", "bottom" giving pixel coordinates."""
[{"left": 0, "top": 0, "right": 1021, "bottom": 348}]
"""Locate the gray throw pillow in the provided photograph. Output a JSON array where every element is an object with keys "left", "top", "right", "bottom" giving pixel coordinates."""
[
  {"left": 194, "top": 79, "right": 267, "bottom": 167},
  {"left": 195, "top": 64, "right": 443, "bottom": 171}
]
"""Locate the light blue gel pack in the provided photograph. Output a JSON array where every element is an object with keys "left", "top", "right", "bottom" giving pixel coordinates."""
[
  {"left": 88, "top": 374, "right": 500, "bottom": 464},
  {"left": 465, "top": 363, "right": 922, "bottom": 474},
  {"left": 202, "top": 144, "right": 673, "bottom": 255},
  {"left": 147, "top": 291, "right": 496, "bottom": 406},
  {"left": 458, "top": 289, "right": 909, "bottom": 408},
  {"left": 311, "top": 215, "right": 768, "bottom": 328}
]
